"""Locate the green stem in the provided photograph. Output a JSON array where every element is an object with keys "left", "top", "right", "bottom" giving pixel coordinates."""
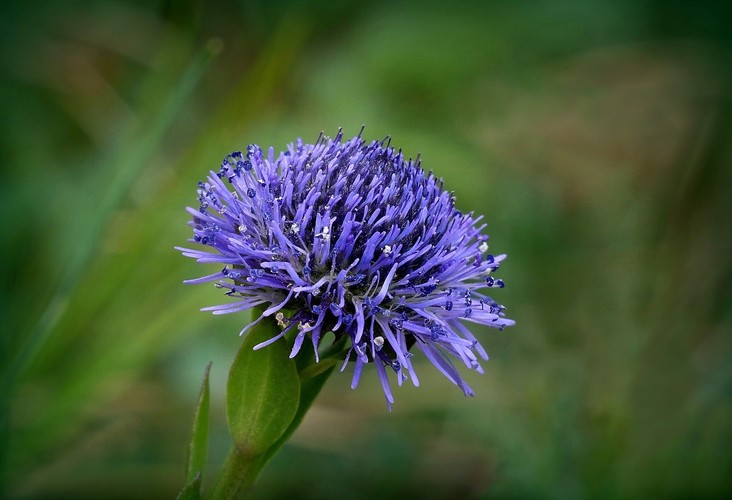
[{"left": 208, "top": 448, "right": 268, "bottom": 499}]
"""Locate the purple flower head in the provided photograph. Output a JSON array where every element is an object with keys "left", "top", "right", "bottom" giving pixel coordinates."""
[{"left": 178, "top": 130, "right": 514, "bottom": 409}]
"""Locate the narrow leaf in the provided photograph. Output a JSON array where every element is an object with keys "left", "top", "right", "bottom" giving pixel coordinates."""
[
  {"left": 186, "top": 362, "right": 212, "bottom": 483},
  {"left": 176, "top": 472, "right": 202, "bottom": 500},
  {"left": 296, "top": 357, "right": 338, "bottom": 380},
  {"left": 264, "top": 362, "right": 336, "bottom": 463},
  {"left": 227, "top": 316, "right": 300, "bottom": 457},
  {"left": 263, "top": 334, "right": 344, "bottom": 461}
]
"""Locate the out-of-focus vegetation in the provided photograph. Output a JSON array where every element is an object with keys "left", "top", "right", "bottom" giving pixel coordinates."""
[{"left": 1, "top": 0, "right": 730, "bottom": 498}]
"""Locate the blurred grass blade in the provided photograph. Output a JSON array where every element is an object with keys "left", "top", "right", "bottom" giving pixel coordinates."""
[
  {"left": 186, "top": 362, "right": 212, "bottom": 484},
  {"left": 1, "top": 39, "right": 221, "bottom": 396}
]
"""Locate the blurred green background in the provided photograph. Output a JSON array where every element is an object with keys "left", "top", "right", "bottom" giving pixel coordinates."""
[{"left": 1, "top": 0, "right": 731, "bottom": 498}]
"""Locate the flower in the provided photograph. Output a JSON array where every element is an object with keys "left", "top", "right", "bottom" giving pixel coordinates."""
[{"left": 178, "top": 130, "right": 514, "bottom": 408}]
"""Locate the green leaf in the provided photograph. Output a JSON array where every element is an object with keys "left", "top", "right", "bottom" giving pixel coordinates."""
[
  {"left": 210, "top": 326, "right": 340, "bottom": 498},
  {"left": 296, "top": 357, "right": 338, "bottom": 380},
  {"left": 176, "top": 472, "right": 202, "bottom": 500},
  {"left": 264, "top": 361, "right": 336, "bottom": 463},
  {"left": 262, "top": 334, "right": 346, "bottom": 461},
  {"left": 226, "top": 316, "right": 300, "bottom": 458},
  {"left": 186, "top": 362, "right": 211, "bottom": 483}
]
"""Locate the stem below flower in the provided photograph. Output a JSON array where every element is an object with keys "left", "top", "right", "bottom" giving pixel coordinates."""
[{"left": 208, "top": 447, "right": 268, "bottom": 499}]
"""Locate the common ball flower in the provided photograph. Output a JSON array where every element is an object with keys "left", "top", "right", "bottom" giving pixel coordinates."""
[{"left": 178, "top": 130, "right": 514, "bottom": 408}]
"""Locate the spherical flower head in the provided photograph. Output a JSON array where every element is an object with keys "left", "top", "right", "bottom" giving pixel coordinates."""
[{"left": 178, "top": 130, "right": 514, "bottom": 409}]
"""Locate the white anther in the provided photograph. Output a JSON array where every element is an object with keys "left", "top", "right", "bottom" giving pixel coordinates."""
[
  {"left": 373, "top": 336, "right": 385, "bottom": 350},
  {"left": 291, "top": 222, "right": 300, "bottom": 234},
  {"left": 382, "top": 245, "right": 392, "bottom": 256},
  {"left": 298, "top": 321, "right": 311, "bottom": 331},
  {"left": 318, "top": 226, "right": 331, "bottom": 241},
  {"left": 238, "top": 224, "right": 246, "bottom": 233},
  {"left": 276, "top": 312, "right": 287, "bottom": 328},
  {"left": 479, "top": 241, "right": 489, "bottom": 253}
]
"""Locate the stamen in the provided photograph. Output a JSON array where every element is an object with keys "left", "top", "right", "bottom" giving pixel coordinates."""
[
  {"left": 373, "top": 336, "right": 384, "bottom": 351},
  {"left": 276, "top": 312, "right": 287, "bottom": 328}
]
